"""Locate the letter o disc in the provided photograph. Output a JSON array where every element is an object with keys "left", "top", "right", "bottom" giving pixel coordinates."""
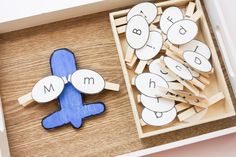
[{"left": 142, "top": 107, "right": 177, "bottom": 126}]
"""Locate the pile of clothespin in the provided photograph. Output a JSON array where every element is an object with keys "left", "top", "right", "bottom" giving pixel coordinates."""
[{"left": 114, "top": 2, "right": 225, "bottom": 126}]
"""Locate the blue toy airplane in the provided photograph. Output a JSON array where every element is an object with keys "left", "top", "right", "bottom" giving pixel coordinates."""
[{"left": 42, "top": 48, "right": 105, "bottom": 129}]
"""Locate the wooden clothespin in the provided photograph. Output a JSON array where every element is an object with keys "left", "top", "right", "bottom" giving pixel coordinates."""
[
  {"left": 163, "top": 41, "right": 182, "bottom": 57},
  {"left": 158, "top": 54, "right": 209, "bottom": 90},
  {"left": 126, "top": 55, "right": 138, "bottom": 69},
  {"left": 132, "top": 72, "right": 207, "bottom": 108},
  {"left": 185, "top": 2, "right": 196, "bottom": 18},
  {"left": 170, "top": 47, "right": 213, "bottom": 74},
  {"left": 163, "top": 88, "right": 208, "bottom": 108},
  {"left": 114, "top": 16, "right": 127, "bottom": 27},
  {"left": 150, "top": 24, "right": 167, "bottom": 41},
  {"left": 185, "top": 2, "right": 203, "bottom": 22},
  {"left": 188, "top": 9, "right": 203, "bottom": 22},
  {"left": 150, "top": 24, "right": 158, "bottom": 31},
  {"left": 117, "top": 25, "right": 126, "bottom": 34},
  {"left": 176, "top": 103, "right": 191, "bottom": 112},
  {"left": 18, "top": 93, "right": 35, "bottom": 107},
  {"left": 151, "top": 7, "right": 163, "bottom": 24},
  {"left": 165, "top": 48, "right": 212, "bottom": 77},
  {"left": 158, "top": 57, "right": 200, "bottom": 95},
  {"left": 168, "top": 82, "right": 184, "bottom": 91},
  {"left": 135, "top": 60, "right": 148, "bottom": 74},
  {"left": 206, "top": 92, "right": 225, "bottom": 108},
  {"left": 158, "top": 7, "right": 163, "bottom": 15},
  {"left": 180, "top": 93, "right": 225, "bottom": 123},
  {"left": 177, "top": 92, "right": 225, "bottom": 122},
  {"left": 125, "top": 45, "right": 135, "bottom": 63},
  {"left": 152, "top": 15, "right": 161, "bottom": 24},
  {"left": 178, "top": 106, "right": 198, "bottom": 121},
  {"left": 161, "top": 52, "right": 211, "bottom": 91}
]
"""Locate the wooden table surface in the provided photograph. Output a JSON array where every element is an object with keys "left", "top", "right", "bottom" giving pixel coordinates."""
[{"left": 0, "top": 1, "right": 236, "bottom": 157}]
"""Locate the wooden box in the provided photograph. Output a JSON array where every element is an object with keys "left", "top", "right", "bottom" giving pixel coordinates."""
[{"left": 109, "top": 0, "right": 236, "bottom": 138}]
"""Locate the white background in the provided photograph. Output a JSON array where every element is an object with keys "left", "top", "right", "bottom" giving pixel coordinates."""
[{"left": 0, "top": 0, "right": 101, "bottom": 23}]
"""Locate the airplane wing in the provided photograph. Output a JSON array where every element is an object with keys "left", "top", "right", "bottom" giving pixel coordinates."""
[
  {"left": 42, "top": 110, "right": 69, "bottom": 129},
  {"left": 42, "top": 102, "right": 105, "bottom": 129}
]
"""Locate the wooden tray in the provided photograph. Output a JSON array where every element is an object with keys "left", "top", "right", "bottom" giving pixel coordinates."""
[
  {"left": 110, "top": 0, "right": 236, "bottom": 138},
  {"left": 0, "top": 0, "right": 236, "bottom": 156}
]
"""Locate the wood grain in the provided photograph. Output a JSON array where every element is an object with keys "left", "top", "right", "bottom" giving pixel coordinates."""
[{"left": 0, "top": 1, "right": 236, "bottom": 157}]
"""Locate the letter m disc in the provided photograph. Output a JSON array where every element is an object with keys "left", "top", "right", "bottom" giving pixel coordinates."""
[{"left": 32, "top": 76, "right": 65, "bottom": 103}]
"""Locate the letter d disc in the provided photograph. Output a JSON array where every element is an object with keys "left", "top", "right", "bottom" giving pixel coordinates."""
[{"left": 32, "top": 76, "right": 65, "bottom": 103}]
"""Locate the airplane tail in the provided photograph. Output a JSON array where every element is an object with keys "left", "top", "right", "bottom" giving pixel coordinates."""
[{"left": 42, "top": 102, "right": 105, "bottom": 129}]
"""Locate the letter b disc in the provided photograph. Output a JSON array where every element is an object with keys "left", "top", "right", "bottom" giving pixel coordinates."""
[{"left": 126, "top": 15, "right": 149, "bottom": 49}]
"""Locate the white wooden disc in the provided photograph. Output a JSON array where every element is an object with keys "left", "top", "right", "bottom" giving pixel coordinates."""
[
  {"left": 163, "top": 56, "right": 193, "bottom": 80},
  {"left": 126, "top": 15, "right": 149, "bottom": 49},
  {"left": 142, "top": 107, "right": 177, "bottom": 126},
  {"left": 149, "top": 59, "right": 176, "bottom": 81},
  {"left": 179, "top": 40, "right": 211, "bottom": 59},
  {"left": 127, "top": 2, "right": 158, "bottom": 24},
  {"left": 184, "top": 109, "right": 207, "bottom": 123},
  {"left": 140, "top": 94, "right": 175, "bottom": 112},
  {"left": 160, "top": 7, "right": 184, "bottom": 34},
  {"left": 71, "top": 69, "right": 105, "bottom": 94},
  {"left": 32, "top": 76, "right": 64, "bottom": 103},
  {"left": 167, "top": 19, "right": 198, "bottom": 45},
  {"left": 135, "top": 31, "right": 163, "bottom": 60},
  {"left": 183, "top": 51, "right": 212, "bottom": 72},
  {"left": 135, "top": 73, "right": 169, "bottom": 98}
]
